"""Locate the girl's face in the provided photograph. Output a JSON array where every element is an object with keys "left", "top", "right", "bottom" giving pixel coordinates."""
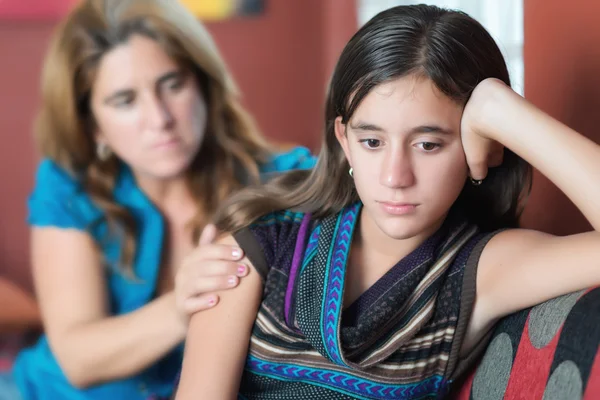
[
  {"left": 90, "top": 34, "right": 207, "bottom": 181},
  {"left": 335, "top": 74, "right": 468, "bottom": 241}
]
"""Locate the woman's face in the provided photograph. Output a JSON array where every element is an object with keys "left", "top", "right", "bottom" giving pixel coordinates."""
[
  {"left": 90, "top": 34, "right": 207, "bottom": 180},
  {"left": 335, "top": 74, "right": 469, "bottom": 241}
]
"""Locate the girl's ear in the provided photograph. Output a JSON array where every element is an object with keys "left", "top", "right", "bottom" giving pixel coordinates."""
[{"left": 334, "top": 116, "right": 352, "bottom": 168}]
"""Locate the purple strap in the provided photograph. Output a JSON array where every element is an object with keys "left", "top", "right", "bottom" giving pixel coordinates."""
[{"left": 284, "top": 213, "right": 312, "bottom": 327}]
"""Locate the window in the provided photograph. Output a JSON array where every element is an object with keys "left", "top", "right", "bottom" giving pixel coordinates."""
[{"left": 357, "top": 0, "right": 524, "bottom": 95}]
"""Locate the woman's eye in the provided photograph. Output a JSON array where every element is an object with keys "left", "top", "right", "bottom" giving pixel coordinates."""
[
  {"left": 114, "top": 95, "right": 134, "bottom": 108},
  {"left": 168, "top": 79, "right": 184, "bottom": 91},
  {"left": 360, "top": 139, "right": 382, "bottom": 149}
]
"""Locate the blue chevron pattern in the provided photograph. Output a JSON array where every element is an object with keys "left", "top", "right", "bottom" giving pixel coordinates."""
[
  {"left": 246, "top": 355, "right": 444, "bottom": 399},
  {"left": 321, "top": 203, "right": 360, "bottom": 366},
  {"left": 300, "top": 225, "right": 321, "bottom": 273},
  {"left": 305, "top": 225, "right": 321, "bottom": 259}
]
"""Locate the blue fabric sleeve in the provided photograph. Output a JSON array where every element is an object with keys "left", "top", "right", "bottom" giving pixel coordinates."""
[
  {"left": 27, "top": 159, "right": 88, "bottom": 230},
  {"left": 261, "top": 146, "right": 316, "bottom": 174}
]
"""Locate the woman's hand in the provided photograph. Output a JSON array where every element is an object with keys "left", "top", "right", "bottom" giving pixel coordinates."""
[
  {"left": 174, "top": 224, "right": 248, "bottom": 322},
  {"left": 460, "top": 78, "right": 509, "bottom": 181}
]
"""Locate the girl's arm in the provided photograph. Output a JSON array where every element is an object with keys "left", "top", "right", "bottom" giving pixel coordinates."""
[
  {"left": 461, "top": 79, "right": 600, "bottom": 353},
  {"left": 175, "top": 234, "right": 263, "bottom": 400}
]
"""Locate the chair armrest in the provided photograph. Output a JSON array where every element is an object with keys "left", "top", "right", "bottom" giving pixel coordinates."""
[
  {"left": 0, "top": 277, "right": 41, "bottom": 333},
  {"left": 451, "top": 287, "right": 600, "bottom": 399}
]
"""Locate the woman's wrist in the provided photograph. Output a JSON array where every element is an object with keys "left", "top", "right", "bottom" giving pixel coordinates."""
[{"left": 160, "top": 291, "right": 188, "bottom": 339}]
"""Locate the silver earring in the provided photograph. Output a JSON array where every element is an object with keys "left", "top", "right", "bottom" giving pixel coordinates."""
[
  {"left": 470, "top": 177, "right": 483, "bottom": 186},
  {"left": 348, "top": 167, "right": 353, "bottom": 177},
  {"left": 96, "top": 143, "right": 112, "bottom": 161}
]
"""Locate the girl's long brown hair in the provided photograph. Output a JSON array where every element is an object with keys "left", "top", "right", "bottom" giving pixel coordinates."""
[
  {"left": 214, "top": 5, "right": 531, "bottom": 234},
  {"left": 37, "top": 0, "right": 272, "bottom": 275}
]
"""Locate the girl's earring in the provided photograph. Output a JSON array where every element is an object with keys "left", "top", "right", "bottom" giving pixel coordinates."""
[
  {"left": 469, "top": 177, "right": 483, "bottom": 186},
  {"left": 349, "top": 167, "right": 354, "bottom": 177}
]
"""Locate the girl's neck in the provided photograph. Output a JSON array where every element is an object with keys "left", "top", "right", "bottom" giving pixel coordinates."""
[
  {"left": 356, "top": 209, "right": 442, "bottom": 264},
  {"left": 343, "top": 208, "right": 446, "bottom": 308}
]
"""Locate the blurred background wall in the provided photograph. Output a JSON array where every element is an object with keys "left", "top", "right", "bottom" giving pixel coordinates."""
[{"left": 1, "top": 0, "right": 599, "bottom": 292}]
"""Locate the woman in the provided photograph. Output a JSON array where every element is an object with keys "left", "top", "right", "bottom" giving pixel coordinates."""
[
  {"left": 175, "top": 5, "right": 600, "bottom": 399},
  {"left": 10, "top": 0, "right": 314, "bottom": 399}
]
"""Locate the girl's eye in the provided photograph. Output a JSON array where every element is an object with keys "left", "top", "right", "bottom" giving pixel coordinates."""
[
  {"left": 360, "top": 139, "right": 382, "bottom": 149},
  {"left": 418, "top": 142, "right": 441, "bottom": 151}
]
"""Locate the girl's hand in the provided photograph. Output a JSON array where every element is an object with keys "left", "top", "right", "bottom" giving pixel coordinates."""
[{"left": 460, "top": 78, "right": 508, "bottom": 181}]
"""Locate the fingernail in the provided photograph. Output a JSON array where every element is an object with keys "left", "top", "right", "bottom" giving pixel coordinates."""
[
  {"left": 237, "top": 265, "right": 246, "bottom": 275},
  {"left": 232, "top": 248, "right": 242, "bottom": 258},
  {"left": 228, "top": 276, "right": 237, "bottom": 286},
  {"left": 208, "top": 297, "right": 216, "bottom": 306}
]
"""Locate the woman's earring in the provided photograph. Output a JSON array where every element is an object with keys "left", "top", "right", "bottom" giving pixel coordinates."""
[
  {"left": 96, "top": 142, "right": 112, "bottom": 161},
  {"left": 349, "top": 167, "right": 353, "bottom": 177},
  {"left": 469, "top": 177, "right": 483, "bottom": 186}
]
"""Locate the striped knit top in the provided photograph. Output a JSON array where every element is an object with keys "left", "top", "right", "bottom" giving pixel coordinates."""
[{"left": 233, "top": 203, "right": 498, "bottom": 399}]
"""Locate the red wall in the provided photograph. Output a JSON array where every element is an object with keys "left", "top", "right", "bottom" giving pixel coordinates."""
[
  {"left": 0, "top": 1, "right": 357, "bottom": 291},
  {"left": 208, "top": 0, "right": 356, "bottom": 151},
  {"left": 520, "top": 0, "right": 600, "bottom": 235},
  {"left": 0, "top": 22, "right": 50, "bottom": 292},
  {"left": 8, "top": 0, "right": 597, "bottom": 292}
]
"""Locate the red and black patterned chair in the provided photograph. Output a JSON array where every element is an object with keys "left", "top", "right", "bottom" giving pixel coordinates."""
[{"left": 453, "top": 287, "right": 600, "bottom": 399}]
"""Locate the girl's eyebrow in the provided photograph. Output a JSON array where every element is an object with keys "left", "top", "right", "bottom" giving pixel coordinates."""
[
  {"left": 349, "top": 121, "right": 385, "bottom": 132},
  {"left": 409, "top": 125, "right": 455, "bottom": 135},
  {"left": 349, "top": 120, "right": 454, "bottom": 135}
]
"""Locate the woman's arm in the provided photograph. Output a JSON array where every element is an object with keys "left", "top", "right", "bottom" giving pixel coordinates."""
[
  {"left": 32, "top": 227, "right": 187, "bottom": 388},
  {"left": 175, "top": 234, "right": 263, "bottom": 400},
  {"left": 461, "top": 79, "right": 600, "bottom": 352}
]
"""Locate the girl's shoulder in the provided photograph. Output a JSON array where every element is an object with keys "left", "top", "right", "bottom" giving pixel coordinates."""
[{"left": 234, "top": 209, "right": 310, "bottom": 281}]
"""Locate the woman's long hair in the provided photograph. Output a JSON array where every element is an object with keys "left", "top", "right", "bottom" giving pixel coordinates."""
[{"left": 36, "top": 0, "right": 272, "bottom": 274}]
